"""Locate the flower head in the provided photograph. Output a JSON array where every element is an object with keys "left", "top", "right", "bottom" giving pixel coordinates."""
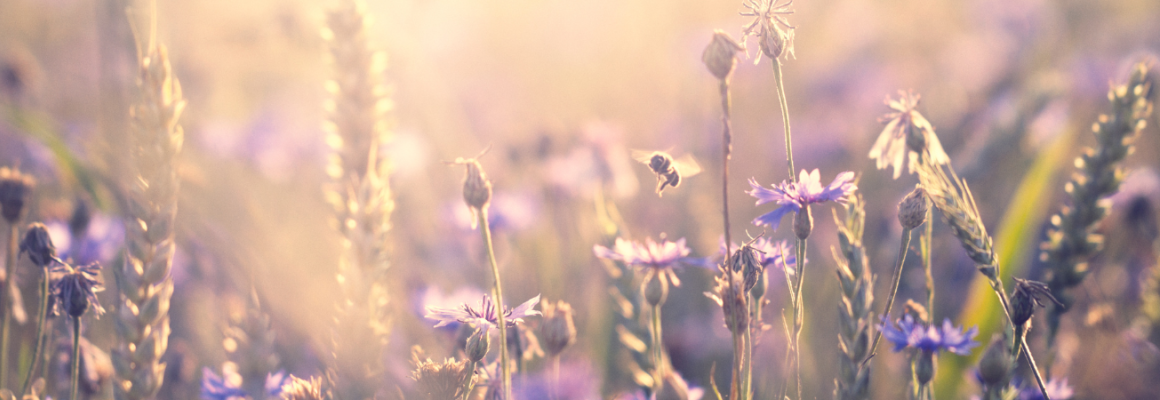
[
  {"left": 19, "top": 222, "right": 59, "bottom": 268},
  {"left": 200, "top": 367, "right": 247, "bottom": 400},
  {"left": 747, "top": 169, "right": 856, "bottom": 231},
  {"left": 594, "top": 237, "right": 695, "bottom": 287},
  {"left": 425, "top": 294, "right": 541, "bottom": 331},
  {"left": 741, "top": 0, "right": 796, "bottom": 63},
  {"left": 1010, "top": 277, "right": 1059, "bottom": 326},
  {"left": 51, "top": 261, "right": 104, "bottom": 318},
  {"left": 0, "top": 167, "right": 34, "bottom": 224},
  {"left": 879, "top": 314, "right": 979, "bottom": 355},
  {"left": 869, "top": 91, "right": 950, "bottom": 179}
]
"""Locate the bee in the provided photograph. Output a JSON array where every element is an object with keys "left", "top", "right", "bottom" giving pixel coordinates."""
[{"left": 632, "top": 150, "right": 702, "bottom": 196}]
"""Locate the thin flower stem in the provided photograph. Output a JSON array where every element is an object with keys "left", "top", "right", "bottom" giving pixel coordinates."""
[
  {"left": 720, "top": 79, "right": 734, "bottom": 256},
  {"left": 651, "top": 303, "right": 665, "bottom": 378},
  {"left": 922, "top": 210, "right": 934, "bottom": 319},
  {"left": 461, "top": 361, "right": 476, "bottom": 400},
  {"left": 20, "top": 267, "right": 51, "bottom": 396},
  {"left": 69, "top": 316, "right": 81, "bottom": 400},
  {"left": 866, "top": 228, "right": 914, "bottom": 362},
  {"left": 478, "top": 209, "right": 512, "bottom": 400},
  {"left": 742, "top": 317, "right": 753, "bottom": 400},
  {"left": 792, "top": 238, "right": 808, "bottom": 400},
  {"left": 1018, "top": 328, "right": 1051, "bottom": 400},
  {"left": 731, "top": 330, "right": 743, "bottom": 399},
  {"left": 551, "top": 356, "right": 561, "bottom": 400},
  {"left": 1, "top": 223, "right": 17, "bottom": 389},
  {"left": 771, "top": 61, "right": 796, "bottom": 183}
]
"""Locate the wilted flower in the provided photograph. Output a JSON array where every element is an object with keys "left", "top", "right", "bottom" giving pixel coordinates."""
[
  {"left": 741, "top": 0, "right": 796, "bottom": 63},
  {"left": 20, "top": 222, "right": 59, "bottom": 268},
  {"left": 51, "top": 261, "right": 104, "bottom": 318},
  {"left": 594, "top": 237, "right": 696, "bottom": 288},
  {"left": 200, "top": 366, "right": 247, "bottom": 400},
  {"left": 1010, "top": 278, "right": 1059, "bottom": 326},
  {"left": 879, "top": 314, "right": 979, "bottom": 355},
  {"left": 747, "top": 169, "right": 856, "bottom": 233},
  {"left": 425, "top": 294, "right": 542, "bottom": 331},
  {"left": 869, "top": 91, "right": 950, "bottom": 179}
]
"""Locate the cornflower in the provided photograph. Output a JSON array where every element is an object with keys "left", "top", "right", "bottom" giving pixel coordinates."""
[
  {"left": 426, "top": 294, "right": 541, "bottom": 333},
  {"left": 747, "top": 169, "right": 856, "bottom": 238},
  {"left": 594, "top": 237, "right": 695, "bottom": 289},
  {"left": 869, "top": 91, "right": 950, "bottom": 179},
  {"left": 879, "top": 314, "right": 979, "bottom": 355},
  {"left": 741, "top": 0, "right": 796, "bottom": 63}
]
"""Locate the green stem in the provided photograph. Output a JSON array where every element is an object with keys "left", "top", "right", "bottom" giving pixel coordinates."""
[
  {"left": 792, "top": 238, "right": 808, "bottom": 400},
  {"left": 720, "top": 79, "right": 734, "bottom": 257},
  {"left": 771, "top": 61, "right": 796, "bottom": 182},
  {"left": 651, "top": 302, "right": 664, "bottom": 379},
  {"left": 478, "top": 209, "right": 511, "bottom": 400},
  {"left": 20, "top": 266, "right": 51, "bottom": 396},
  {"left": 866, "top": 228, "right": 914, "bottom": 363},
  {"left": 741, "top": 315, "right": 752, "bottom": 400},
  {"left": 923, "top": 210, "right": 934, "bottom": 318},
  {"left": 1, "top": 223, "right": 17, "bottom": 389},
  {"left": 460, "top": 360, "right": 476, "bottom": 400},
  {"left": 70, "top": 316, "right": 80, "bottom": 400}
]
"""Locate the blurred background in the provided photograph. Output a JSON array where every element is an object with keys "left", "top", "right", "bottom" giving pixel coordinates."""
[{"left": 1, "top": 0, "right": 1159, "bottom": 398}]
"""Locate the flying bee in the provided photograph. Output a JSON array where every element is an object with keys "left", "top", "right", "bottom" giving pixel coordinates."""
[{"left": 632, "top": 150, "right": 702, "bottom": 196}]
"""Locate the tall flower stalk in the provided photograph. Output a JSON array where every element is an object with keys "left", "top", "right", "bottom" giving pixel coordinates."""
[
  {"left": 867, "top": 187, "right": 928, "bottom": 359},
  {"left": 18, "top": 223, "right": 60, "bottom": 397},
  {"left": 322, "top": 0, "right": 395, "bottom": 398},
  {"left": 1041, "top": 62, "right": 1153, "bottom": 347},
  {"left": 0, "top": 167, "right": 32, "bottom": 388},
  {"left": 112, "top": 18, "right": 185, "bottom": 400}
]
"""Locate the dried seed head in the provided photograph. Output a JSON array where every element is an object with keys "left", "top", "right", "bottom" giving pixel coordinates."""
[
  {"left": 1010, "top": 278, "right": 1058, "bottom": 326},
  {"left": 278, "top": 375, "right": 326, "bottom": 400},
  {"left": 465, "top": 326, "right": 490, "bottom": 363},
  {"left": 702, "top": 30, "right": 743, "bottom": 80},
  {"left": 706, "top": 271, "right": 748, "bottom": 333},
  {"left": 19, "top": 222, "right": 56, "bottom": 268},
  {"left": 898, "top": 186, "right": 929, "bottom": 230},
  {"left": 730, "top": 244, "right": 763, "bottom": 292},
  {"left": 410, "top": 348, "right": 469, "bottom": 400},
  {"left": 540, "top": 300, "right": 577, "bottom": 357},
  {"left": 0, "top": 167, "right": 34, "bottom": 224},
  {"left": 462, "top": 160, "right": 492, "bottom": 210},
  {"left": 977, "top": 334, "right": 1011, "bottom": 386},
  {"left": 794, "top": 204, "right": 813, "bottom": 240}
]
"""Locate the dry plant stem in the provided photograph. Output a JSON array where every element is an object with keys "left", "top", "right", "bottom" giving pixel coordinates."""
[
  {"left": 866, "top": 229, "right": 913, "bottom": 363},
  {"left": 720, "top": 79, "right": 734, "bottom": 257},
  {"left": 69, "top": 316, "right": 80, "bottom": 400},
  {"left": 479, "top": 209, "right": 512, "bottom": 400},
  {"left": 923, "top": 211, "right": 934, "bottom": 316},
  {"left": 771, "top": 61, "right": 797, "bottom": 182},
  {"left": 1019, "top": 331, "right": 1051, "bottom": 400},
  {"left": 742, "top": 317, "right": 753, "bottom": 399},
  {"left": 20, "top": 268, "right": 51, "bottom": 396},
  {"left": 0, "top": 223, "right": 15, "bottom": 388}
]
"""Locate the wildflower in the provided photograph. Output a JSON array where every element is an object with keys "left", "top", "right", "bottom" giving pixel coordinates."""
[
  {"left": 594, "top": 237, "right": 695, "bottom": 287},
  {"left": 410, "top": 349, "right": 470, "bottom": 400},
  {"left": 879, "top": 314, "right": 979, "bottom": 355},
  {"left": 0, "top": 167, "right": 34, "bottom": 224},
  {"left": 425, "top": 294, "right": 541, "bottom": 331},
  {"left": 747, "top": 169, "right": 856, "bottom": 236},
  {"left": 51, "top": 261, "right": 104, "bottom": 318},
  {"left": 1010, "top": 278, "right": 1059, "bottom": 326},
  {"left": 741, "top": 0, "right": 796, "bottom": 63},
  {"left": 465, "top": 326, "right": 490, "bottom": 362},
  {"left": 869, "top": 91, "right": 950, "bottom": 179},
  {"left": 540, "top": 299, "right": 577, "bottom": 357},
  {"left": 897, "top": 186, "right": 929, "bottom": 230},
  {"left": 19, "top": 222, "right": 59, "bottom": 268},
  {"left": 200, "top": 367, "right": 247, "bottom": 400},
  {"left": 702, "top": 30, "right": 744, "bottom": 80}
]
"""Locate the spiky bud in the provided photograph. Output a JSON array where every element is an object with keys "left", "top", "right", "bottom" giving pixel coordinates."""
[
  {"left": 898, "top": 186, "right": 929, "bottom": 230},
  {"left": 540, "top": 300, "right": 576, "bottom": 357},
  {"left": 794, "top": 204, "right": 813, "bottom": 240},
  {"left": 977, "top": 334, "right": 1011, "bottom": 386},
  {"left": 1010, "top": 278, "right": 1057, "bottom": 326},
  {"left": 19, "top": 222, "right": 56, "bottom": 268},
  {"left": 702, "top": 30, "right": 743, "bottom": 81},
  {"left": 465, "top": 326, "right": 489, "bottom": 363},
  {"left": 0, "top": 167, "right": 34, "bottom": 224}
]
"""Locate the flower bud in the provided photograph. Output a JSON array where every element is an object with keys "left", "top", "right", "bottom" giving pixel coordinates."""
[
  {"left": 540, "top": 300, "right": 576, "bottom": 357},
  {"left": 897, "top": 186, "right": 929, "bottom": 230},
  {"left": 0, "top": 167, "right": 34, "bottom": 224},
  {"left": 977, "top": 334, "right": 1011, "bottom": 386},
  {"left": 749, "top": 268, "right": 768, "bottom": 300},
  {"left": 465, "top": 326, "right": 489, "bottom": 363},
  {"left": 19, "top": 222, "right": 56, "bottom": 268},
  {"left": 758, "top": 25, "right": 792, "bottom": 61},
  {"left": 462, "top": 160, "right": 492, "bottom": 210},
  {"left": 1010, "top": 278, "right": 1057, "bottom": 326},
  {"left": 915, "top": 350, "right": 936, "bottom": 385},
  {"left": 794, "top": 205, "right": 813, "bottom": 240},
  {"left": 702, "top": 30, "right": 743, "bottom": 81},
  {"left": 644, "top": 274, "right": 669, "bottom": 306},
  {"left": 730, "top": 245, "right": 762, "bottom": 292}
]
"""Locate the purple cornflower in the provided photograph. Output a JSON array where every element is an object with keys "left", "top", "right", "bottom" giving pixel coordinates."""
[
  {"left": 747, "top": 169, "right": 856, "bottom": 231},
  {"left": 50, "top": 261, "right": 104, "bottom": 318},
  {"left": 425, "top": 294, "right": 541, "bottom": 332},
  {"left": 200, "top": 367, "right": 247, "bottom": 400},
  {"left": 594, "top": 237, "right": 695, "bottom": 287},
  {"left": 879, "top": 314, "right": 979, "bottom": 355}
]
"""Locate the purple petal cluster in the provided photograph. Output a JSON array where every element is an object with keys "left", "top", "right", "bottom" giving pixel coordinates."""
[
  {"left": 593, "top": 237, "right": 695, "bottom": 285},
  {"left": 747, "top": 169, "right": 856, "bottom": 231},
  {"left": 879, "top": 314, "right": 979, "bottom": 355},
  {"left": 425, "top": 294, "right": 541, "bottom": 331}
]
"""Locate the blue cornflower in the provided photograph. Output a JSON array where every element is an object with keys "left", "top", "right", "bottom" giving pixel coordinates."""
[
  {"left": 425, "top": 294, "right": 541, "bottom": 331},
  {"left": 200, "top": 367, "right": 247, "bottom": 400},
  {"left": 879, "top": 314, "right": 979, "bottom": 355},
  {"left": 747, "top": 169, "right": 856, "bottom": 231},
  {"left": 594, "top": 237, "right": 696, "bottom": 287}
]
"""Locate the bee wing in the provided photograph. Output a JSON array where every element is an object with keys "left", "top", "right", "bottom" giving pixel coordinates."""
[
  {"left": 631, "top": 149, "right": 656, "bottom": 164},
  {"left": 673, "top": 154, "right": 702, "bottom": 177}
]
